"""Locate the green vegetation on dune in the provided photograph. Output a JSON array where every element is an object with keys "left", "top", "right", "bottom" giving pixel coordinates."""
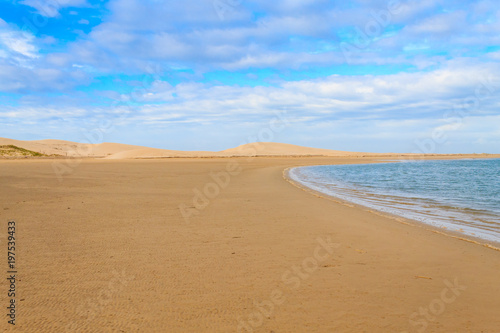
[{"left": 0, "top": 145, "right": 46, "bottom": 157}]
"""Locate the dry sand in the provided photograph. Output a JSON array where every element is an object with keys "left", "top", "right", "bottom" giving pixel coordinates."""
[{"left": 1, "top": 156, "right": 500, "bottom": 332}]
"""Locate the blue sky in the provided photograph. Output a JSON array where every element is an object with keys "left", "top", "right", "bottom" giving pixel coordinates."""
[{"left": 1, "top": 0, "right": 499, "bottom": 153}]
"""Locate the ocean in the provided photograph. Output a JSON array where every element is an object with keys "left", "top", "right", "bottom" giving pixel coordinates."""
[{"left": 288, "top": 159, "right": 500, "bottom": 244}]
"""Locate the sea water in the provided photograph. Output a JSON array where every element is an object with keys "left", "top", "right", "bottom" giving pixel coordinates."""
[{"left": 289, "top": 159, "right": 500, "bottom": 244}]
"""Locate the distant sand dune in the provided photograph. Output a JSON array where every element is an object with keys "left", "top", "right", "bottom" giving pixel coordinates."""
[
  {"left": 0, "top": 137, "right": 366, "bottom": 159},
  {"left": 221, "top": 142, "right": 361, "bottom": 156},
  {"left": 0, "top": 137, "right": 146, "bottom": 157},
  {"left": 1, "top": 137, "right": 497, "bottom": 159},
  {"left": 105, "top": 148, "right": 217, "bottom": 159}
]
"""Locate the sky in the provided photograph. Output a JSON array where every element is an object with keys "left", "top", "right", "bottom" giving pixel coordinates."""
[{"left": 0, "top": 0, "right": 499, "bottom": 153}]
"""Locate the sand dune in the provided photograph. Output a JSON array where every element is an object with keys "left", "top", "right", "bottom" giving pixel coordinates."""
[
  {"left": 0, "top": 137, "right": 66, "bottom": 156},
  {"left": 2, "top": 137, "right": 497, "bottom": 160},
  {"left": 221, "top": 142, "right": 361, "bottom": 156},
  {"left": 1, "top": 137, "right": 366, "bottom": 159},
  {"left": 0, "top": 137, "right": 149, "bottom": 157},
  {"left": 105, "top": 148, "right": 218, "bottom": 159},
  {"left": 109, "top": 142, "right": 361, "bottom": 159}
]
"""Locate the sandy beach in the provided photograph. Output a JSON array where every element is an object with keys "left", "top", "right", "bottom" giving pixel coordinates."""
[
  {"left": 3, "top": 0, "right": 500, "bottom": 331},
  {"left": 1, "top": 156, "right": 500, "bottom": 332}
]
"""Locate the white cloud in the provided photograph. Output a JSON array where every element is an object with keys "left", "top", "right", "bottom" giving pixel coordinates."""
[
  {"left": 2, "top": 60, "right": 499, "bottom": 152},
  {"left": 8, "top": 60, "right": 496, "bottom": 123},
  {"left": 407, "top": 11, "right": 466, "bottom": 35},
  {"left": 5, "top": 0, "right": 478, "bottom": 75},
  {"left": 0, "top": 22, "right": 91, "bottom": 92},
  {"left": 20, "top": 0, "right": 88, "bottom": 18},
  {"left": 0, "top": 23, "right": 39, "bottom": 66},
  {"left": 0, "top": 62, "right": 90, "bottom": 92}
]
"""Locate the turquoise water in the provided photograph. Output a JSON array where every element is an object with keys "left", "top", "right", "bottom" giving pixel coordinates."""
[{"left": 289, "top": 159, "right": 500, "bottom": 244}]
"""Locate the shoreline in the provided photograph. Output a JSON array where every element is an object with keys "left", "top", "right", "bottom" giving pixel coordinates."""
[
  {"left": 2, "top": 153, "right": 500, "bottom": 160},
  {"left": 2, "top": 157, "right": 500, "bottom": 332},
  {"left": 283, "top": 165, "right": 500, "bottom": 252}
]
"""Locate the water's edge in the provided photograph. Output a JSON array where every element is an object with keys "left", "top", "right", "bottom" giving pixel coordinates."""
[{"left": 283, "top": 165, "right": 500, "bottom": 251}]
